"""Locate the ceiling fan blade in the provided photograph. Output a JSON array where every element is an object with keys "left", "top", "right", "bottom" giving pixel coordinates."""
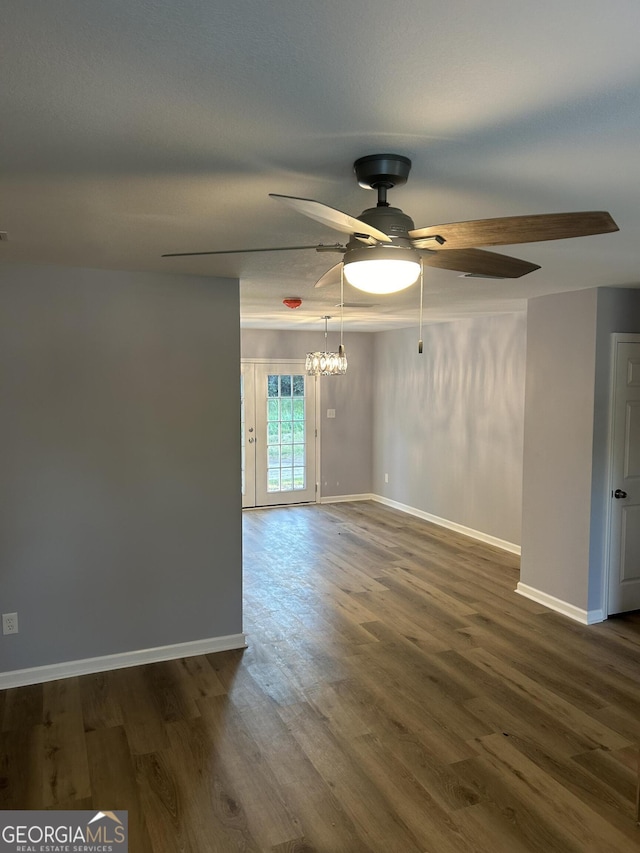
[
  {"left": 270, "top": 194, "right": 392, "bottom": 243},
  {"left": 161, "top": 243, "right": 343, "bottom": 258},
  {"left": 422, "top": 248, "right": 540, "bottom": 278},
  {"left": 314, "top": 263, "right": 343, "bottom": 289},
  {"left": 409, "top": 211, "right": 618, "bottom": 249}
]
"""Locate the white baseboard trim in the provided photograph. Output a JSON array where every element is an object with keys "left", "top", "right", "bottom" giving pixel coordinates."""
[
  {"left": 0, "top": 632, "right": 247, "bottom": 690},
  {"left": 515, "top": 583, "right": 605, "bottom": 625},
  {"left": 370, "top": 494, "right": 521, "bottom": 555},
  {"left": 319, "top": 493, "right": 374, "bottom": 504}
]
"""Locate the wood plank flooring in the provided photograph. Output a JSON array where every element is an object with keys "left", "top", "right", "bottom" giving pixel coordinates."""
[{"left": 2, "top": 501, "right": 640, "bottom": 851}]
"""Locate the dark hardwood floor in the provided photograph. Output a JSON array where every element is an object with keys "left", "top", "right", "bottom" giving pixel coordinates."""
[{"left": 2, "top": 501, "right": 640, "bottom": 851}]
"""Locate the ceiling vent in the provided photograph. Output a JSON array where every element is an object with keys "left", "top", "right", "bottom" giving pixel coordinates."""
[
  {"left": 335, "top": 301, "right": 378, "bottom": 309},
  {"left": 459, "top": 273, "right": 506, "bottom": 280}
]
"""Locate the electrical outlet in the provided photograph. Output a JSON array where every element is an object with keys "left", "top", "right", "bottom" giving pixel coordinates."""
[{"left": 2, "top": 612, "right": 18, "bottom": 635}]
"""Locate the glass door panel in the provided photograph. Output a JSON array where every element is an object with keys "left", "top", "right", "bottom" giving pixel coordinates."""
[{"left": 255, "top": 362, "right": 316, "bottom": 506}]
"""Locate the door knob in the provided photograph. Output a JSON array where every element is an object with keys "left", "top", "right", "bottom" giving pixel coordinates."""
[
  {"left": 248, "top": 437, "right": 255, "bottom": 444},
  {"left": 614, "top": 489, "right": 627, "bottom": 499}
]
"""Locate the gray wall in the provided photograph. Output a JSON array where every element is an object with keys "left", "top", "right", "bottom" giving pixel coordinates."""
[
  {"left": 241, "top": 329, "right": 374, "bottom": 497},
  {"left": 521, "top": 286, "right": 640, "bottom": 613},
  {"left": 520, "top": 289, "right": 598, "bottom": 609},
  {"left": 0, "top": 264, "right": 243, "bottom": 673},
  {"left": 372, "top": 314, "right": 526, "bottom": 546}
]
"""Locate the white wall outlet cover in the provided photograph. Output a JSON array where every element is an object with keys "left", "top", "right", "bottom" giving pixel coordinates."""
[
  {"left": 2, "top": 612, "right": 18, "bottom": 635},
  {"left": 327, "top": 409, "right": 336, "bottom": 418}
]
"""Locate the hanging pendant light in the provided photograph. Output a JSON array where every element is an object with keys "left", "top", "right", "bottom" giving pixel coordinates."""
[{"left": 306, "top": 314, "right": 347, "bottom": 376}]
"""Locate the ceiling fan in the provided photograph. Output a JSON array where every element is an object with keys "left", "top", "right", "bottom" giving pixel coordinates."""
[{"left": 162, "top": 154, "right": 619, "bottom": 294}]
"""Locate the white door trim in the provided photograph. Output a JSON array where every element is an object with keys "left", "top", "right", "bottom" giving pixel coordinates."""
[{"left": 602, "top": 332, "right": 640, "bottom": 617}]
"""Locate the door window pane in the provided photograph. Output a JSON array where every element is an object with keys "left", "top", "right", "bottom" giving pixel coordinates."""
[
  {"left": 267, "top": 399, "right": 279, "bottom": 420},
  {"left": 281, "top": 398, "right": 293, "bottom": 420},
  {"left": 268, "top": 375, "right": 279, "bottom": 397},
  {"left": 280, "top": 375, "right": 292, "bottom": 396},
  {"left": 281, "top": 444, "right": 293, "bottom": 466},
  {"left": 268, "top": 470, "right": 280, "bottom": 492},
  {"left": 267, "top": 422, "right": 280, "bottom": 443},
  {"left": 268, "top": 445, "right": 280, "bottom": 466}
]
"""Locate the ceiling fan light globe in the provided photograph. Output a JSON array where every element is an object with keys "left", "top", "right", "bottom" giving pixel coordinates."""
[{"left": 343, "top": 258, "right": 421, "bottom": 294}]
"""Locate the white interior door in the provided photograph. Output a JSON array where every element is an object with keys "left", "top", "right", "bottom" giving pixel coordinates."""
[
  {"left": 607, "top": 335, "right": 640, "bottom": 614},
  {"left": 242, "top": 360, "right": 317, "bottom": 507}
]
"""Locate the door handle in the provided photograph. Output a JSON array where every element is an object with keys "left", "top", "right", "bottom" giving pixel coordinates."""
[{"left": 614, "top": 489, "right": 627, "bottom": 499}]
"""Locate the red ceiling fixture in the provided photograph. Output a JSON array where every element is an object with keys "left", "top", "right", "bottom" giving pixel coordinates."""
[{"left": 283, "top": 298, "right": 302, "bottom": 309}]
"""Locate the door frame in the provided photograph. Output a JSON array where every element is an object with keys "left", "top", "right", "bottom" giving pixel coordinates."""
[
  {"left": 241, "top": 358, "right": 322, "bottom": 508},
  {"left": 602, "top": 332, "right": 640, "bottom": 616}
]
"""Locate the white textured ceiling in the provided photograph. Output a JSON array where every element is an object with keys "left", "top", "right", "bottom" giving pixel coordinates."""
[{"left": 2, "top": 0, "right": 640, "bottom": 330}]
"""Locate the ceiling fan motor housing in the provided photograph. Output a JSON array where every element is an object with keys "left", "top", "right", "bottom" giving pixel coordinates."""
[{"left": 358, "top": 206, "right": 415, "bottom": 242}]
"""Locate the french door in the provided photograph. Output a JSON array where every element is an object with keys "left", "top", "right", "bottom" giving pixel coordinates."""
[{"left": 242, "top": 361, "right": 317, "bottom": 508}]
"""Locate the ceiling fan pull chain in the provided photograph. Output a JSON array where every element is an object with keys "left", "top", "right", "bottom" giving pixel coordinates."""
[
  {"left": 418, "top": 258, "right": 424, "bottom": 355},
  {"left": 340, "top": 266, "right": 345, "bottom": 355}
]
